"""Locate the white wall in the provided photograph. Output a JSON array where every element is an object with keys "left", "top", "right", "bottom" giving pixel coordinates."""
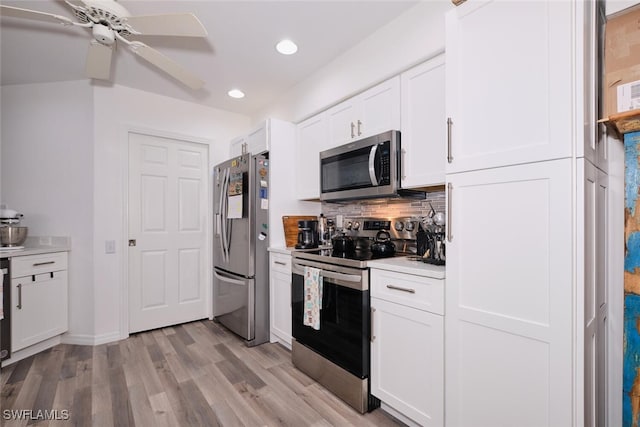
[
  {"left": 92, "top": 84, "right": 250, "bottom": 341},
  {"left": 0, "top": 81, "right": 95, "bottom": 340},
  {"left": 254, "top": 0, "right": 453, "bottom": 124}
]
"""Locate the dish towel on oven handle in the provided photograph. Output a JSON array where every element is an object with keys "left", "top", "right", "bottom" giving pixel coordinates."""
[
  {"left": 303, "top": 266, "right": 322, "bottom": 330},
  {"left": 0, "top": 267, "right": 3, "bottom": 320}
]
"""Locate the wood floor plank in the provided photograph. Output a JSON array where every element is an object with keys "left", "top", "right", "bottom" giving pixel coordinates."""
[
  {"left": 197, "top": 361, "right": 266, "bottom": 427},
  {"left": 6, "top": 356, "right": 35, "bottom": 384},
  {"left": 88, "top": 382, "right": 113, "bottom": 427},
  {"left": 72, "top": 385, "right": 93, "bottom": 427},
  {"left": 0, "top": 320, "right": 404, "bottom": 427},
  {"left": 108, "top": 365, "right": 135, "bottom": 427},
  {"left": 147, "top": 392, "right": 180, "bottom": 427}
]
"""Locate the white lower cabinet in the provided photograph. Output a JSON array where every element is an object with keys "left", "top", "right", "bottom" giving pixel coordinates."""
[
  {"left": 370, "top": 268, "right": 444, "bottom": 427},
  {"left": 269, "top": 252, "right": 292, "bottom": 348},
  {"left": 445, "top": 159, "right": 572, "bottom": 426},
  {"left": 11, "top": 252, "right": 69, "bottom": 352}
]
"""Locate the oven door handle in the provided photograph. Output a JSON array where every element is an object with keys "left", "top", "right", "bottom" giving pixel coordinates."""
[
  {"left": 368, "top": 144, "right": 379, "bottom": 186},
  {"left": 292, "top": 264, "right": 362, "bottom": 283}
]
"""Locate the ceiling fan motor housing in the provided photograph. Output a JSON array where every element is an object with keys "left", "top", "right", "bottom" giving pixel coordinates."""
[{"left": 93, "top": 24, "right": 115, "bottom": 45}]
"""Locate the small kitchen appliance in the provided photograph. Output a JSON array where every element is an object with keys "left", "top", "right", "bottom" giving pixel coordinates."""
[
  {"left": 319, "top": 131, "right": 426, "bottom": 202},
  {"left": 0, "top": 209, "right": 27, "bottom": 247},
  {"left": 295, "top": 220, "right": 319, "bottom": 249}
]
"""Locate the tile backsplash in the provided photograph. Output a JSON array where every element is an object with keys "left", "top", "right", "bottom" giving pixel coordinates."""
[{"left": 322, "top": 190, "right": 446, "bottom": 221}]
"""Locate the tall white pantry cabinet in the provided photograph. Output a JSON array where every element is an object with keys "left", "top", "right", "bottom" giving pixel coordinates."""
[{"left": 444, "top": 1, "right": 605, "bottom": 427}]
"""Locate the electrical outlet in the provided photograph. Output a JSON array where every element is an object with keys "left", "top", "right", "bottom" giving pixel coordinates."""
[{"left": 105, "top": 240, "right": 116, "bottom": 254}]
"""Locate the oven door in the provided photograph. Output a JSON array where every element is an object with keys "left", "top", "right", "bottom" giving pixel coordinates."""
[{"left": 291, "top": 259, "right": 370, "bottom": 378}]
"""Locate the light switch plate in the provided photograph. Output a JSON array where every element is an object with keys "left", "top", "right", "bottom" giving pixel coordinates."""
[{"left": 105, "top": 240, "right": 116, "bottom": 254}]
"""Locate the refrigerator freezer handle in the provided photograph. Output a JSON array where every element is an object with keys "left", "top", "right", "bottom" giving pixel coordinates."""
[{"left": 213, "top": 270, "right": 247, "bottom": 286}]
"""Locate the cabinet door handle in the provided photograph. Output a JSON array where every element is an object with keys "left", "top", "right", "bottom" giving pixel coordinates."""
[
  {"left": 386, "top": 284, "right": 416, "bottom": 294},
  {"left": 447, "top": 182, "right": 453, "bottom": 242},
  {"left": 33, "top": 261, "right": 55, "bottom": 267},
  {"left": 350, "top": 122, "right": 356, "bottom": 139},
  {"left": 17, "top": 283, "right": 22, "bottom": 309},
  {"left": 370, "top": 307, "right": 376, "bottom": 342},
  {"left": 447, "top": 117, "right": 453, "bottom": 164},
  {"left": 401, "top": 148, "right": 406, "bottom": 180},
  {"left": 274, "top": 261, "right": 286, "bottom": 266},
  {"left": 357, "top": 120, "right": 362, "bottom": 136}
]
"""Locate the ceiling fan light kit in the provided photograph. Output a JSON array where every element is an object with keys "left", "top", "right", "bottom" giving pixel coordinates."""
[{"left": 0, "top": 0, "right": 208, "bottom": 89}]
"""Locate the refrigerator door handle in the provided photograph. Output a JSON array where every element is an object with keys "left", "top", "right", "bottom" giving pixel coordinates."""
[
  {"left": 220, "top": 168, "right": 230, "bottom": 263},
  {"left": 213, "top": 270, "right": 247, "bottom": 286}
]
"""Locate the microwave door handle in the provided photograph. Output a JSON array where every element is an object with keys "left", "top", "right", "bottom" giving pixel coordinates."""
[{"left": 368, "top": 144, "right": 379, "bottom": 186}]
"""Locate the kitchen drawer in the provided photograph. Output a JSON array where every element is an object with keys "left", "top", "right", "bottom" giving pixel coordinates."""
[
  {"left": 270, "top": 253, "right": 291, "bottom": 274},
  {"left": 371, "top": 268, "right": 444, "bottom": 315},
  {"left": 11, "top": 252, "right": 68, "bottom": 278}
]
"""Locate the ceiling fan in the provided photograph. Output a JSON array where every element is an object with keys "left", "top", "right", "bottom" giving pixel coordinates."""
[{"left": 0, "top": 0, "right": 208, "bottom": 89}]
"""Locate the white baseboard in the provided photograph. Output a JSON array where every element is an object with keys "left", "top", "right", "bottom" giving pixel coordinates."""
[
  {"left": 62, "top": 331, "right": 121, "bottom": 346},
  {"left": 1, "top": 336, "right": 62, "bottom": 367},
  {"left": 380, "top": 402, "right": 421, "bottom": 427}
]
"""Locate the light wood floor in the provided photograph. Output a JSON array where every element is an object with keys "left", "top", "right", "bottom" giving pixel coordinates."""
[{"left": 0, "top": 320, "right": 403, "bottom": 427}]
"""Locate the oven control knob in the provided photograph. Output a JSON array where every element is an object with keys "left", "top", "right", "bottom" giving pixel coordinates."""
[
  {"left": 405, "top": 221, "right": 415, "bottom": 231},
  {"left": 345, "top": 221, "right": 352, "bottom": 230},
  {"left": 394, "top": 221, "right": 404, "bottom": 231},
  {"left": 353, "top": 221, "right": 361, "bottom": 230}
]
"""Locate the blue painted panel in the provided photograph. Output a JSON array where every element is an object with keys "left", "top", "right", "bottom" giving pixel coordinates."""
[
  {"left": 624, "top": 294, "right": 640, "bottom": 426},
  {"left": 625, "top": 132, "right": 640, "bottom": 217},
  {"left": 625, "top": 131, "right": 640, "bottom": 427}
]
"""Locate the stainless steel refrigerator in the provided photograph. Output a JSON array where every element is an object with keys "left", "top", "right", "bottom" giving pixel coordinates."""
[{"left": 213, "top": 153, "right": 270, "bottom": 346}]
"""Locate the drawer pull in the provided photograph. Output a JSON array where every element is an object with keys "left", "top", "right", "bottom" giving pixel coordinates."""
[
  {"left": 17, "top": 283, "right": 22, "bottom": 309},
  {"left": 33, "top": 261, "right": 55, "bottom": 267},
  {"left": 386, "top": 284, "right": 416, "bottom": 294},
  {"left": 274, "top": 261, "right": 287, "bottom": 266}
]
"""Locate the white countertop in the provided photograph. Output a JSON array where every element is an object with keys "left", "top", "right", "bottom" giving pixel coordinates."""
[
  {"left": 268, "top": 246, "right": 294, "bottom": 255},
  {"left": 0, "top": 236, "right": 70, "bottom": 259},
  {"left": 367, "top": 256, "right": 446, "bottom": 279},
  {"left": 268, "top": 245, "right": 332, "bottom": 255}
]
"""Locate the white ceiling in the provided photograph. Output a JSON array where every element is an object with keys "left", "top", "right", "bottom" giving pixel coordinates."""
[{"left": 0, "top": 0, "right": 419, "bottom": 116}]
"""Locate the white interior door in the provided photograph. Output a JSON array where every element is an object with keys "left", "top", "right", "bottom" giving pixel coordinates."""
[{"left": 128, "top": 132, "right": 209, "bottom": 333}]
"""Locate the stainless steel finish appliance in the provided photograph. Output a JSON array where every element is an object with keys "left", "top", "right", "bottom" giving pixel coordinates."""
[
  {"left": 1, "top": 259, "right": 10, "bottom": 361},
  {"left": 319, "top": 130, "right": 424, "bottom": 202},
  {"left": 213, "top": 153, "right": 270, "bottom": 347},
  {"left": 291, "top": 216, "right": 419, "bottom": 413},
  {"left": 291, "top": 255, "right": 377, "bottom": 413}
]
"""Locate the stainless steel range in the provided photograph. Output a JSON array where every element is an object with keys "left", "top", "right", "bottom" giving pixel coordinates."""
[{"left": 290, "top": 217, "right": 419, "bottom": 413}]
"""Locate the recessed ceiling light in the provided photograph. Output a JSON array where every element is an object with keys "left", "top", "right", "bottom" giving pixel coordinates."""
[
  {"left": 276, "top": 39, "right": 298, "bottom": 55},
  {"left": 228, "top": 89, "right": 245, "bottom": 99}
]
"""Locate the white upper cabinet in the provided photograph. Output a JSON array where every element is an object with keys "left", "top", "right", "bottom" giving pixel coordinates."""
[
  {"left": 326, "top": 77, "right": 401, "bottom": 148},
  {"left": 229, "top": 135, "right": 248, "bottom": 158},
  {"left": 295, "top": 113, "right": 328, "bottom": 200},
  {"left": 445, "top": 0, "right": 574, "bottom": 173},
  {"left": 228, "top": 121, "right": 269, "bottom": 158},
  {"left": 247, "top": 121, "right": 269, "bottom": 155},
  {"left": 400, "top": 55, "right": 446, "bottom": 188}
]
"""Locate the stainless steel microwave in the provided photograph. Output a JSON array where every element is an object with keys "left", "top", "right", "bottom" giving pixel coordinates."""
[{"left": 319, "top": 130, "right": 424, "bottom": 202}]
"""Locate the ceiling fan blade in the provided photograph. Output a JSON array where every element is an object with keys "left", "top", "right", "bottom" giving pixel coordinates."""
[
  {"left": 129, "top": 42, "right": 204, "bottom": 90},
  {"left": 0, "top": 5, "right": 74, "bottom": 25},
  {"left": 125, "top": 13, "right": 207, "bottom": 37},
  {"left": 86, "top": 41, "right": 113, "bottom": 80}
]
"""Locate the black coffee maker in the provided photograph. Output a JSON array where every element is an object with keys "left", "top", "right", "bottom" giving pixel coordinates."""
[{"left": 296, "top": 220, "right": 319, "bottom": 249}]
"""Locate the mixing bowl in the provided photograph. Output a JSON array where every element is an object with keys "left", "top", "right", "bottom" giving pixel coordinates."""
[{"left": 0, "top": 226, "right": 28, "bottom": 247}]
